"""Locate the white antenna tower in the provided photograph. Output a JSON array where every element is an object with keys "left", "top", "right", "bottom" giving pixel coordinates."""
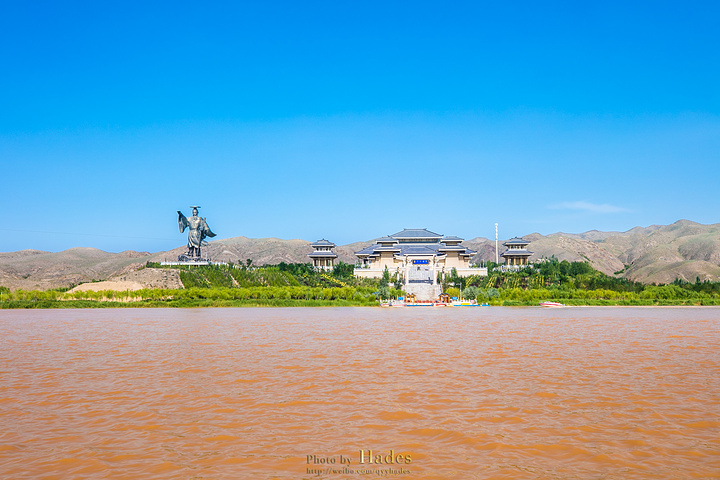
[{"left": 495, "top": 223, "right": 499, "bottom": 265}]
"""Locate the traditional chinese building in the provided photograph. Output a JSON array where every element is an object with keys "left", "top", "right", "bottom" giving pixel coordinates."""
[
  {"left": 308, "top": 239, "right": 338, "bottom": 271},
  {"left": 354, "top": 228, "right": 486, "bottom": 282},
  {"left": 500, "top": 237, "right": 533, "bottom": 267}
]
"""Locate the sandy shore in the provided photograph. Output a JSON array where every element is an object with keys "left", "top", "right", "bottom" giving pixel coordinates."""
[{"left": 68, "top": 281, "right": 145, "bottom": 292}]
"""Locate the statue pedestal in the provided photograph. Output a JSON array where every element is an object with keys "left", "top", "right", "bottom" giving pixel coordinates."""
[{"left": 177, "top": 254, "right": 211, "bottom": 265}]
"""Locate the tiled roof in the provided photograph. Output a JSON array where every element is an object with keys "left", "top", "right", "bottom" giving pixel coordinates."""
[
  {"left": 307, "top": 251, "right": 338, "bottom": 258},
  {"left": 310, "top": 239, "right": 335, "bottom": 247},
  {"left": 501, "top": 249, "right": 533, "bottom": 257},
  {"left": 503, "top": 237, "right": 530, "bottom": 246},
  {"left": 391, "top": 228, "right": 443, "bottom": 239},
  {"left": 438, "top": 245, "right": 467, "bottom": 251},
  {"left": 354, "top": 245, "right": 376, "bottom": 256},
  {"left": 357, "top": 238, "right": 478, "bottom": 257},
  {"left": 398, "top": 245, "right": 441, "bottom": 255},
  {"left": 374, "top": 246, "right": 401, "bottom": 252},
  {"left": 376, "top": 236, "right": 399, "bottom": 244}
]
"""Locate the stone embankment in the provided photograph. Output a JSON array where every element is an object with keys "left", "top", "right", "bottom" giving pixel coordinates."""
[{"left": 404, "top": 282, "right": 442, "bottom": 301}]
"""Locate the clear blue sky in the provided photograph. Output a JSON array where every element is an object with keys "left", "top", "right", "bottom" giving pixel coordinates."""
[{"left": 2, "top": 1, "right": 719, "bottom": 253}]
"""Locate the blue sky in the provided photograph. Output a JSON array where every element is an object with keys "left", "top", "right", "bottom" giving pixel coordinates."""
[{"left": 2, "top": 1, "right": 719, "bottom": 253}]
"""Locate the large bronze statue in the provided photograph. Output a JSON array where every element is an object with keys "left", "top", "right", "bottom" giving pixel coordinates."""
[{"left": 177, "top": 206, "right": 216, "bottom": 259}]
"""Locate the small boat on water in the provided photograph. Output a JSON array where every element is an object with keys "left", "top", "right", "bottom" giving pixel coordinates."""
[
  {"left": 450, "top": 300, "right": 480, "bottom": 307},
  {"left": 381, "top": 300, "right": 407, "bottom": 307},
  {"left": 540, "top": 301, "right": 565, "bottom": 307}
]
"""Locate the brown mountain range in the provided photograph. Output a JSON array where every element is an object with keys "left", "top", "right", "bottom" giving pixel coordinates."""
[
  {"left": 1, "top": 220, "right": 718, "bottom": 291},
  {"left": 464, "top": 220, "right": 720, "bottom": 284}
]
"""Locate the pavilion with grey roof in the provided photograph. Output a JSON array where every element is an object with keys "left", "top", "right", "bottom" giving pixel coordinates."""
[
  {"left": 500, "top": 237, "right": 533, "bottom": 268},
  {"left": 308, "top": 239, "right": 338, "bottom": 271}
]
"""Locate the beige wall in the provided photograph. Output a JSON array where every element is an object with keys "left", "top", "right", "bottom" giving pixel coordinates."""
[
  {"left": 455, "top": 267, "right": 488, "bottom": 277},
  {"left": 443, "top": 253, "right": 471, "bottom": 270}
]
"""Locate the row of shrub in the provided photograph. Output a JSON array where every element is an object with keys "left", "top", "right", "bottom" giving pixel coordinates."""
[
  {"left": 460, "top": 258, "right": 720, "bottom": 297},
  {"left": 5, "top": 283, "right": 718, "bottom": 306},
  {"left": 2, "top": 285, "right": 381, "bottom": 304},
  {"left": 147, "top": 262, "right": 356, "bottom": 289}
]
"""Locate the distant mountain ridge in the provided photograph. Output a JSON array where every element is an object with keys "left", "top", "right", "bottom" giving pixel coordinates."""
[
  {"left": 1, "top": 220, "right": 718, "bottom": 290},
  {"left": 465, "top": 220, "right": 720, "bottom": 284}
]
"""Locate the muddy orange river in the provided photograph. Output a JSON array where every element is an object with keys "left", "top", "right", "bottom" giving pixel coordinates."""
[{"left": 0, "top": 307, "right": 718, "bottom": 479}]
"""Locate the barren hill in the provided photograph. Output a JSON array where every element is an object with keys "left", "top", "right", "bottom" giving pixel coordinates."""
[
  {"left": 147, "top": 236, "right": 364, "bottom": 266},
  {"left": 605, "top": 220, "right": 720, "bottom": 284},
  {"left": 1, "top": 220, "right": 719, "bottom": 290},
  {"left": 0, "top": 248, "right": 152, "bottom": 291},
  {"left": 468, "top": 220, "right": 720, "bottom": 284}
]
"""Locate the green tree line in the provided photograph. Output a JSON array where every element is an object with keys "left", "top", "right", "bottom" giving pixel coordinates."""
[{"left": 452, "top": 258, "right": 720, "bottom": 305}]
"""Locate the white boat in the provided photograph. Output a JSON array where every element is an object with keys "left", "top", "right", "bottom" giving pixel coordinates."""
[
  {"left": 451, "top": 300, "right": 478, "bottom": 307},
  {"left": 540, "top": 301, "right": 565, "bottom": 307}
]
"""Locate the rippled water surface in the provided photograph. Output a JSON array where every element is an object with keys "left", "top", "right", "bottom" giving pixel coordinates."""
[{"left": 1, "top": 307, "right": 718, "bottom": 479}]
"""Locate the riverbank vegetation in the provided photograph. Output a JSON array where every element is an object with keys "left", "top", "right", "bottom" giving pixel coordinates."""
[
  {"left": 454, "top": 258, "right": 720, "bottom": 306},
  {"left": 1, "top": 259, "right": 719, "bottom": 308},
  {"left": 0, "top": 263, "right": 388, "bottom": 308}
]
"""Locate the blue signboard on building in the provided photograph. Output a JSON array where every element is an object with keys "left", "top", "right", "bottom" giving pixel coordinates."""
[{"left": 412, "top": 259, "right": 430, "bottom": 265}]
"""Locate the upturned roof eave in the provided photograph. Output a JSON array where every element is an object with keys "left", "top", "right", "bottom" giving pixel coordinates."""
[
  {"left": 310, "top": 239, "right": 336, "bottom": 247},
  {"left": 500, "top": 250, "right": 533, "bottom": 257},
  {"left": 308, "top": 252, "right": 338, "bottom": 258},
  {"left": 390, "top": 228, "right": 443, "bottom": 239}
]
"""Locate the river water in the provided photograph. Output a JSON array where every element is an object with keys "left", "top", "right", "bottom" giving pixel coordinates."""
[{"left": 0, "top": 307, "right": 718, "bottom": 479}]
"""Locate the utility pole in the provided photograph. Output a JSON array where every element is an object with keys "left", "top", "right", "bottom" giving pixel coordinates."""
[{"left": 495, "top": 223, "right": 499, "bottom": 265}]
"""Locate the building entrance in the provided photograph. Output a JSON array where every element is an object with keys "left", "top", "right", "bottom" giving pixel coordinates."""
[{"left": 407, "top": 260, "right": 433, "bottom": 283}]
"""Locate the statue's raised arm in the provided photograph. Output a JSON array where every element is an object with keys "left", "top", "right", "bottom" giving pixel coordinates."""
[{"left": 178, "top": 211, "right": 189, "bottom": 233}]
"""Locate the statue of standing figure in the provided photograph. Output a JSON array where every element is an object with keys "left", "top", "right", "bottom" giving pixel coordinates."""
[{"left": 177, "top": 206, "right": 216, "bottom": 259}]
